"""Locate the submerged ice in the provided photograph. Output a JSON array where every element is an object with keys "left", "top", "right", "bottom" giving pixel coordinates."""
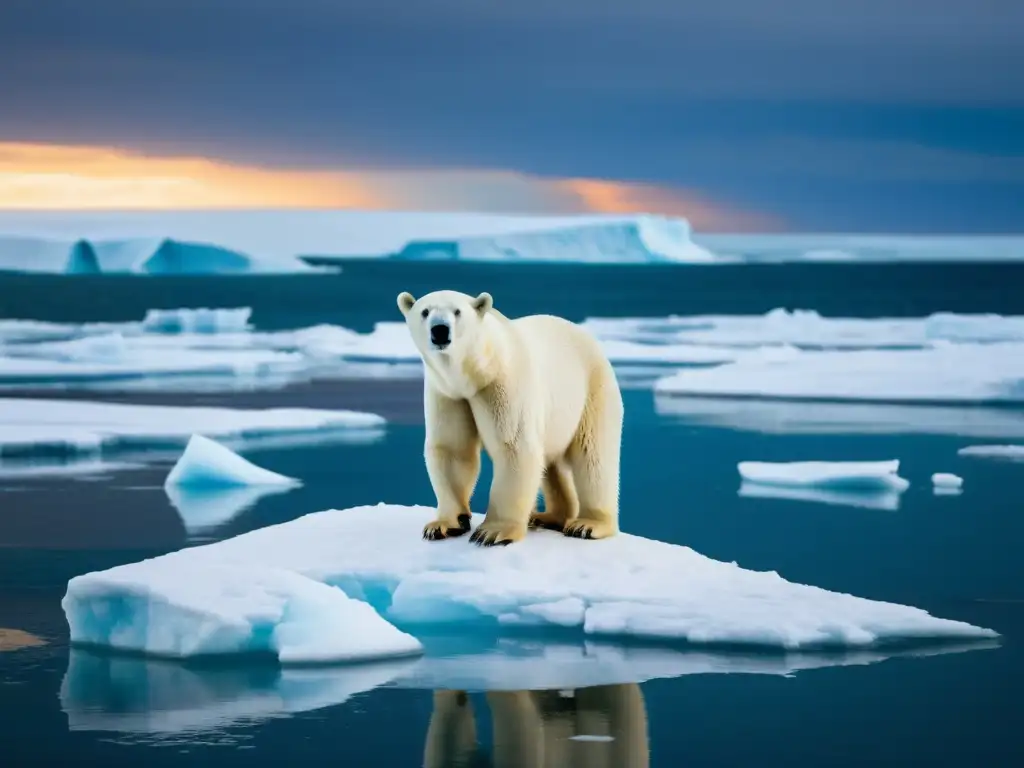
[{"left": 62, "top": 504, "right": 997, "bottom": 664}]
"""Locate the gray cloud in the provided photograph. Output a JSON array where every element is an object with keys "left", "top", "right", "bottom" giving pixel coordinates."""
[{"left": 0, "top": 0, "right": 1022, "bottom": 230}]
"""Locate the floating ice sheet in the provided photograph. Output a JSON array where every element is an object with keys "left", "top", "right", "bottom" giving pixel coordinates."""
[
  {"left": 62, "top": 504, "right": 996, "bottom": 666},
  {"left": 0, "top": 398, "right": 384, "bottom": 456}
]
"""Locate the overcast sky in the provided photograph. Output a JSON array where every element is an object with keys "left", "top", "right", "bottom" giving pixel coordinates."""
[{"left": 1, "top": 0, "right": 1022, "bottom": 231}]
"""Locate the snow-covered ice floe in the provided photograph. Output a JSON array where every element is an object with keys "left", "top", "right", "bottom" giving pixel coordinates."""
[
  {"left": 163, "top": 435, "right": 302, "bottom": 537},
  {"left": 583, "top": 309, "right": 1024, "bottom": 350},
  {"left": 654, "top": 343, "right": 1024, "bottom": 404},
  {"left": 737, "top": 460, "right": 911, "bottom": 492},
  {"left": 957, "top": 444, "right": 1024, "bottom": 461},
  {"left": 60, "top": 636, "right": 997, "bottom": 737},
  {"left": 0, "top": 398, "right": 385, "bottom": 457},
  {"left": 62, "top": 504, "right": 997, "bottom": 665},
  {"left": 654, "top": 396, "right": 1024, "bottom": 439}
]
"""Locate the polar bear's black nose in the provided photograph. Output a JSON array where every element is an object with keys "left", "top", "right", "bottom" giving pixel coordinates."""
[{"left": 430, "top": 323, "right": 451, "bottom": 347}]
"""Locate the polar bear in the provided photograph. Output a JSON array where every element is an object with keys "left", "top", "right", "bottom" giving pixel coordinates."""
[{"left": 397, "top": 289, "right": 623, "bottom": 547}]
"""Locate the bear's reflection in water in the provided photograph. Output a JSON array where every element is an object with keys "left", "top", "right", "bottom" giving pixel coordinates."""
[{"left": 423, "top": 683, "right": 649, "bottom": 768}]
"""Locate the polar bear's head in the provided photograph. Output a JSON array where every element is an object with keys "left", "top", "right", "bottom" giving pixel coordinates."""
[{"left": 397, "top": 289, "right": 494, "bottom": 358}]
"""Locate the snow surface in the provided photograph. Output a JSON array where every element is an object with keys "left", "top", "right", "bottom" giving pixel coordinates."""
[
  {"left": 957, "top": 444, "right": 1024, "bottom": 461},
  {"left": 62, "top": 503, "right": 996, "bottom": 664},
  {"left": 0, "top": 398, "right": 384, "bottom": 456},
  {"left": 737, "top": 460, "right": 911, "bottom": 492},
  {"left": 61, "top": 638, "right": 996, "bottom": 736},
  {"left": 654, "top": 343, "right": 1024, "bottom": 404}
]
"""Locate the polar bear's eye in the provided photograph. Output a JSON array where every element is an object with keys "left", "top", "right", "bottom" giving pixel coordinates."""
[
  {"left": 453, "top": 309, "right": 461, "bottom": 317},
  {"left": 420, "top": 308, "right": 429, "bottom": 319}
]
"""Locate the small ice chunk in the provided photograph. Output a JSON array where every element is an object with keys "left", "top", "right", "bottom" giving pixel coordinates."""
[
  {"left": 570, "top": 734, "right": 615, "bottom": 742},
  {"left": 165, "top": 434, "right": 298, "bottom": 488},
  {"left": 931, "top": 473, "right": 963, "bottom": 489},
  {"left": 958, "top": 444, "right": 1024, "bottom": 461},
  {"left": 737, "top": 460, "right": 911, "bottom": 492}
]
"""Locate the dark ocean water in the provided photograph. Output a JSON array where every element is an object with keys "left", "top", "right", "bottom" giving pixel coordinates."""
[{"left": 1, "top": 262, "right": 1023, "bottom": 766}]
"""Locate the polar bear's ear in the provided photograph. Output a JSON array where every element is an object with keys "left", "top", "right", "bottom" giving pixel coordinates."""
[
  {"left": 472, "top": 292, "right": 493, "bottom": 316},
  {"left": 397, "top": 292, "right": 416, "bottom": 316}
]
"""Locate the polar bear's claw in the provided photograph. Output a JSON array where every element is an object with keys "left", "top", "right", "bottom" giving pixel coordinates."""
[{"left": 423, "top": 514, "right": 472, "bottom": 541}]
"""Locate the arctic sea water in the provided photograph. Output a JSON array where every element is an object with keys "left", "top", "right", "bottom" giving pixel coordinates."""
[{"left": 1, "top": 256, "right": 1023, "bottom": 766}]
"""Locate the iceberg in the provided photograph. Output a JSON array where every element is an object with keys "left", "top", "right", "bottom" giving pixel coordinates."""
[
  {"left": 391, "top": 215, "right": 718, "bottom": 263},
  {"left": 654, "top": 343, "right": 1024, "bottom": 404},
  {"left": 957, "top": 444, "right": 1024, "bottom": 461},
  {"left": 737, "top": 460, "right": 911, "bottom": 492},
  {"left": 0, "top": 236, "right": 100, "bottom": 274},
  {"left": 165, "top": 434, "right": 300, "bottom": 489},
  {"left": 0, "top": 398, "right": 385, "bottom": 457},
  {"left": 0, "top": 210, "right": 721, "bottom": 269},
  {"left": 62, "top": 504, "right": 996, "bottom": 664},
  {"left": 163, "top": 435, "right": 301, "bottom": 536}
]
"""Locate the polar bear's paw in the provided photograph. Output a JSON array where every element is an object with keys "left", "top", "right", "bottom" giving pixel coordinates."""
[
  {"left": 423, "top": 514, "right": 472, "bottom": 541},
  {"left": 563, "top": 518, "right": 617, "bottom": 540},
  {"left": 468, "top": 518, "right": 527, "bottom": 547},
  {"left": 528, "top": 511, "right": 567, "bottom": 532}
]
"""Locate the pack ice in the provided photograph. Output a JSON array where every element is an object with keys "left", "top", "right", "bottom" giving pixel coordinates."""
[
  {"left": 0, "top": 398, "right": 384, "bottom": 457},
  {"left": 62, "top": 504, "right": 997, "bottom": 664}
]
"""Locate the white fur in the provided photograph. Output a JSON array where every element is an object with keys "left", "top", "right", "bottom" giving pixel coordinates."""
[{"left": 397, "top": 289, "right": 624, "bottom": 546}]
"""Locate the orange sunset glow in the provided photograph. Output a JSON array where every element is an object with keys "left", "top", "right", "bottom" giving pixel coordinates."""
[{"left": 0, "top": 142, "right": 772, "bottom": 230}]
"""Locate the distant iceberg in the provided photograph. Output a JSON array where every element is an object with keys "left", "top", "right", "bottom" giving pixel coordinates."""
[
  {"left": 390, "top": 215, "right": 718, "bottom": 263},
  {"left": 0, "top": 210, "right": 721, "bottom": 271}
]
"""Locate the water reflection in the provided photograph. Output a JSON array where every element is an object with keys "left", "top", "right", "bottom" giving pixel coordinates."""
[
  {"left": 424, "top": 684, "right": 649, "bottom": 768},
  {"left": 165, "top": 482, "right": 298, "bottom": 537},
  {"left": 60, "top": 637, "right": 999, "bottom": 744},
  {"left": 738, "top": 480, "right": 906, "bottom": 511}
]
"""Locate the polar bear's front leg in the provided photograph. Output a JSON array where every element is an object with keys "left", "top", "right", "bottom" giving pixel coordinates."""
[
  {"left": 470, "top": 443, "right": 544, "bottom": 547},
  {"left": 423, "top": 390, "right": 481, "bottom": 541}
]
